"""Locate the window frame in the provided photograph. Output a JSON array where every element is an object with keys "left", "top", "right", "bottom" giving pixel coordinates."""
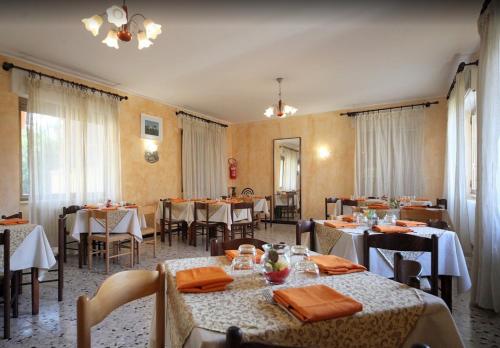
[
  {"left": 19, "top": 97, "right": 29, "bottom": 202},
  {"left": 464, "top": 89, "right": 477, "bottom": 198}
]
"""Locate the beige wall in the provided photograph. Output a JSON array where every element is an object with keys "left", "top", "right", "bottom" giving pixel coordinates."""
[
  {"left": 0, "top": 55, "right": 182, "bottom": 215},
  {"left": 229, "top": 99, "right": 447, "bottom": 219},
  {"left": 0, "top": 54, "right": 447, "bottom": 222}
]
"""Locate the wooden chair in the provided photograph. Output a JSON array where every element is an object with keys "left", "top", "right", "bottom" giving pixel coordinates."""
[
  {"left": 362, "top": 231, "right": 438, "bottom": 296},
  {"left": 0, "top": 230, "right": 11, "bottom": 339},
  {"left": 241, "top": 187, "right": 254, "bottom": 196},
  {"left": 394, "top": 252, "right": 423, "bottom": 289},
  {"left": 160, "top": 199, "right": 187, "bottom": 246},
  {"left": 281, "top": 191, "right": 297, "bottom": 220},
  {"left": 226, "top": 326, "right": 291, "bottom": 348},
  {"left": 340, "top": 199, "right": 358, "bottom": 215},
  {"left": 77, "top": 264, "right": 165, "bottom": 348},
  {"left": 295, "top": 219, "right": 316, "bottom": 252},
  {"left": 230, "top": 202, "right": 254, "bottom": 240},
  {"left": 87, "top": 210, "right": 134, "bottom": 274},
  {"left": 210, "top": 238, "right": 267, "bottom": 256},
  {"left": 137, "top": 204, "right": 158, "bottom": 258},
  {"left": 1, "top": 212, "right": 22, "bottom": 220},
  {"left": 264, "top": 195, "right": 272, "bottom": 229},
  {"left": 324, "top": 197, "right": 339, "bottom": 219},
  {"left": 436, "top": 198, "right": 447, "bottom": 210},
  {"left": 192, "top": 202, "right": 223, "bottom": 251},
  {"left": 427, "top": 220, "right": 451, "bottom": 230},
  {"left": 400, "top": 208, "right": 444, "bottom": 223},
  {"left": 62, "top": 205, "right": 82, "bottom": 264}
]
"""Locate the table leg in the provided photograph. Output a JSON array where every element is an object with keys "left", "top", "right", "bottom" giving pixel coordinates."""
[
  {"left": 440, "top": 275, "right": 453, "bottom": 311},
  {"left": 31, "top": 268, "right": 39, "bottom": 315}
]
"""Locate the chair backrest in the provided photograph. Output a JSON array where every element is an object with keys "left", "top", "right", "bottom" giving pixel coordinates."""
[
  {"left": 340, "top": 199, "right": 358, "bottom": 215},
  {"left": 210, "top": 238, "right": 267, "bottom": 256},
  {"left": 88, "top": 210, "right": 110, "bottom": 237},
  {"left": 139, "top": 204, "right": 156, "bottom": 229},
  {"left": 363, "top": 231, "right": 438, "bottom": 295},
  {"left": 1, "top": 229, "right": 10, "bottom": 338},
  {"left": 394, "top": 252, "right": 423, "bottom": 287},
  {"left": 295, "top": 219, "right": 316, "bottom": 252},
  {"left": 427, "top": 220, "right": 450, "bottom": 230},
  {"left": 77, "top": 264, "right": 165, "bottom": 348},
  {"left": 226, "top": 326, "right": 291, "bottom": 348},
  {"left": 241, "top": 187, "right": 254, "bottom": 196},
  {"left": 1, "top": 212, "right": 22, "bottom": 220},
  {"left": 436, "top": 198, "right": 447, "bottom": 210},
  {"left": 62, "top": 205, "right": 81, "bottom": 217},
  {"left": 230, "top": 202, "right": 254, "bottom": 223},
  {"left": 400, "top": 208, "right": 444, "bottom": 223},
  {"left": 324, "top": 197, "right": 338, "bottom": 219},
  {"left": 194, "top": 202, "right": 210, "bottom": 224}
]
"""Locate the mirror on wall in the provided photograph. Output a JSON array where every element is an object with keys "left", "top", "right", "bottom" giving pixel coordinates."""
[{"left": 273, "top": 138, "right": 301, "bottom": 223}]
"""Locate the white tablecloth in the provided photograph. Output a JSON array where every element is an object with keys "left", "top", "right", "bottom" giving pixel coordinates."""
[
  {"left": 70, "top": 208, "right": 143, "bottom": 242},
  {"left": 0, "top": 224, "right": 56, "bottom": 279},
  {"left": 314, "top": 221, "right": 471, "bottom": 293},
  {"left": 253, "top": 198, "right": 269, "bottom": 215}
]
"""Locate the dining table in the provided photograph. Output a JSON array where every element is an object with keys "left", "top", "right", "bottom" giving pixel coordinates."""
[
  {"left": 149, "top": 255, "right": 464, "bottom": 348},
  {"left": 312, "top": 220, "right": 471, "bottom": 308},
  {"left": 0, "top": 223, "right": 56, "bottom": 315}
]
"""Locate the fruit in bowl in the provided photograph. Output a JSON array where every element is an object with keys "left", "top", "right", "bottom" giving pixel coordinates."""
[{"left": 263, "top": 250, "right": 291, "bottom": 284}]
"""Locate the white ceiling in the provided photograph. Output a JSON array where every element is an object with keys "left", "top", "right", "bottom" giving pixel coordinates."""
[{"left": 0, "top": 1, "right": 481, "bottom": 123}]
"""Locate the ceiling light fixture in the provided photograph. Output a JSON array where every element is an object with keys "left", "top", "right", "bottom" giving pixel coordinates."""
[
  {"left": 264, "top": 78, "right": 297, "bottom": 118},
  {"left": 82, "top": 1, "right": 162, "bottom": 50}
]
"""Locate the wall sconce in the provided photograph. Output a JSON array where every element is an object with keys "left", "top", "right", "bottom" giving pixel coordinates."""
[
  {"left": 144, "top": 140, "right": 159, "bottom": 163},
  {"left": 318, "top": 146, "right": 331, "bottom": 159}
]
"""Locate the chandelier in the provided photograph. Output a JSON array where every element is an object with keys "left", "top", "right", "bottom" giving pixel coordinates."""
[
  {"left": 82, "top": 1, "right": 162, "bottom": 50},
  {"left": 264, "top": 78, "right": 298, "bottom": 118}
]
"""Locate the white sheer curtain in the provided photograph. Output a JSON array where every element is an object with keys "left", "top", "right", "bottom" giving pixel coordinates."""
[
  {"left": 355, "top": 108, "right": 425, "bottom": 197},
  {"left": 27, "top": 77, "right": 121, "bottom": 244},
  {"left": 472, "top": 0, "right": 500, "bottom": 313},
  {"left": 281, "top": 147, "right": 298, "bottom": 191},
  {"left": 444, "top": 65, "right": 477, "bottom": 255},
  {"left": 181, "top": 116, "right": 227, "bottom": 199}
]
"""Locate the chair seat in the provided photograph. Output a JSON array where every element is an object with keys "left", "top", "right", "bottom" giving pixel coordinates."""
[
  {"left": 232, "top": 219, "right": 252, "bottom": 225},
  {"left": 163, "top": 219, "right": 184, "bottom": 225},
  {"left": 90, "top": 233, "right": 133, "bottom": 242},
  {"left": 194, "top": 221, "right": 219, "bottom": 227},
  {"left": 141, "top": 228, "right": 156, "bottom": 236}
]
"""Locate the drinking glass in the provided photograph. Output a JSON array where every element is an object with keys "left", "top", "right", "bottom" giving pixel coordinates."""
[
  {"left": 231, "top": 255, "right": 255, "bottom": 275},
  {"left": 290, "top": 245, "right": 319, "bottom": 280}
]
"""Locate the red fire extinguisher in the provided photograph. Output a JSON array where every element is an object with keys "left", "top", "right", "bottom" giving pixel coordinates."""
[{"left": 228, "top": 158, "right": 237, "bottom": 179}]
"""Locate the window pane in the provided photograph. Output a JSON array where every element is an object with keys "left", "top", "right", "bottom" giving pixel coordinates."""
[{"left": 20, "top": 110, "right": 29, "bottom": 199}]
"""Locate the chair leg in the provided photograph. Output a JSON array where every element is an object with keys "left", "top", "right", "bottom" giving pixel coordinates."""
[
  {"left": 4, "top": 271, "right": 10, "bottom": 339},
  {"left": 168, "top": 224, "right": 172, "bottom": 247},
  {"left": 63, "top": 233, "right": 68, "bottom": 263},
  {"left": 160, "top": 218, "right": 165, "bottom": 243},
  {"left": 78, "top": 241, "right": 83, "bottom": 268},
  {"left": 87, "top": 238, "right": 92, "bottom": 271},
  {"left": 31, "top": 268, "right": 39, "bottom": 315},
  {"left": 11, "top": 272, "right": 19, "bottom": 318},
  {"left": 153, "top": 231, "right": 157, "bottom": 257},
  {"left": 105, "top": 242, "right": 110, "bottom": 274},
  {"left": 130, "top": 239, "right": 134, "bottom": 268},
  {"left": 136, "top": 240, "right": 140, "bottom": 264}
]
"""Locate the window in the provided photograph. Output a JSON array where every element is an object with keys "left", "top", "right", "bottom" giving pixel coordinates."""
[
  {"left": 20, "top": 98, "right": 29, "bottom": 201},
  {"left": 464, "top": 89, "right": 477, "bottom": 197},
  {"left": 279, "top": 156, "right": 285, "bottom": 189}
]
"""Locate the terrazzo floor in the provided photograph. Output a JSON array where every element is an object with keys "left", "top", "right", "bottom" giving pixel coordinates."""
[{"left": 1, "top": 224, "right": 499, "bottom": 347}]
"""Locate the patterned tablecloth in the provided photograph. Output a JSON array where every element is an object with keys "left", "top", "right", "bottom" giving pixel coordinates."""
[
  {"left": 70, "top": 208, "right": 143, "bottom": 242},
  {"left": 0, "top": 224, "right": 56, "bottom": 273},
  {"left": 146, "top": 256, "right": 466, "bottom": 348},
  {"left": 313, "top": 221, "right": 471, "bottom": 293}
]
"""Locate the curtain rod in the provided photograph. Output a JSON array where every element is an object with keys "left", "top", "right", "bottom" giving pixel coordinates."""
[
  {"left": 176, "top": 110, "right": 228, "bottom": 128},
  {"left": 2, "top": 61, "right": 128, "bottom": 101},
  {"left": 340, "top": 101, "right": 439, "bottom": 117},
  {"left": 446, "top": 60, "right": 479, "bottom": 100}
]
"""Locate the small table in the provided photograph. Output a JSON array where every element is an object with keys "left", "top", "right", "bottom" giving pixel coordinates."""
[{"left": 0, "top": 224, "right": 56, "bottom": 315}]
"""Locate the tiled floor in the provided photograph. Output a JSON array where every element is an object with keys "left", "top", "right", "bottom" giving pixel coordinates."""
[{"left": 2, "top": 224, "right": 500, "bottom": 347}]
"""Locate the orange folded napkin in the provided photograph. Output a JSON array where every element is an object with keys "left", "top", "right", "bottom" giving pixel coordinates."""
[
  {"left": 176, "top": 267, "right": 234, "bottom": 293},
  {"left": 402, "top": 206, "right": 428, "bottom": 210},
  {"left": 324, "top": 220, "right": 359, "bottom": 229},
  {"left": 310, "top": 255, "right": 366, "bottom": 275},
  {"left": 273, "top": 285, "right": 363, "bottom": 322},
  {"left": 366, "top": 204, "right": 389, "bottom": 209},
  {"left": 340, "top": 215, "right": 355, "bottom": 223},
  {"left": 101, "top": 206, "right": 118, "bottom": 211},
  {"left": 171, "top": 198, "right": 187, "bottom": 203},
  {"left": 396, "top": 220, "right": 427, "bottom": 227},
  {"left": 0, "top": 218, "right": 29, "bottom": 225},
  {"left": 225, "top": 249, "right": 264, "bottom": 263},
  {"left": 372, "top": 225, "right": 412, "bottom": 233}
]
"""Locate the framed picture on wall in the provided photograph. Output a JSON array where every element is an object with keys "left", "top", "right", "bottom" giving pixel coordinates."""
[{"left": 141, "top": 113, "right": 163, "bottom": 142}]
